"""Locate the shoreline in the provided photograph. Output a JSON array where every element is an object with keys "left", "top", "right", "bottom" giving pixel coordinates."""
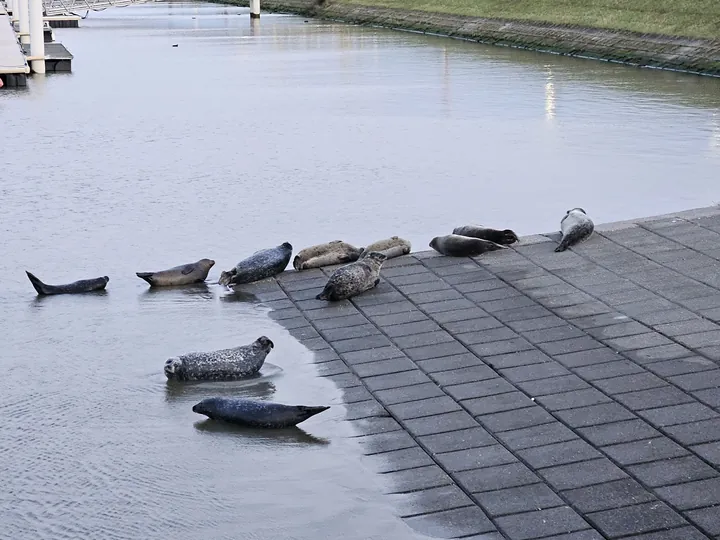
[{"left": 213, "top": 0, "right": 720, "bottom": 77}]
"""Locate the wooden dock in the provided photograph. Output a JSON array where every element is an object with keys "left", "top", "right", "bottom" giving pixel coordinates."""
[{"left": 0, "top": 2, "right": 30, "bottom": 86}]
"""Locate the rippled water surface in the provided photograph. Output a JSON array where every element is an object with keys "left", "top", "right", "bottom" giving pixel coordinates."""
[{"left": 2, "top": 1, "right": 720, "bottom": 538}]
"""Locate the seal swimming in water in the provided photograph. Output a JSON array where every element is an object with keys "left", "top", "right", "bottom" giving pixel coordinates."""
[
  {"left": 452, "top": 225, "right": 519, "bottom": 246},
  {"left": 164, "top": 336, "right": 274, "bottom": 381},
  {"left": 555, "top": 208, "right": 595, "bottom": 252},
  {"left": 192, "top": 397, "right": 330, "bottom": 429},
  {"left": 429, "top": 234, "right": 507, "bottom": 257},
  {"left": 136, "top": 258, "right": 215, "bottom": 287},
  {"left": 25, "top": 271, "right": 109, "bottom": 295},
  {"left": 218, "top": 243, "right": 293, "bottom": 287},
  {"left": 316, "top": 251, "right": 387, "bottom": 301},
  {"left": 292, "top": 240, "right": 363, "bottom": 271},
  {"left": 359, "top": 236, "right": 411, "bottom": 260}
]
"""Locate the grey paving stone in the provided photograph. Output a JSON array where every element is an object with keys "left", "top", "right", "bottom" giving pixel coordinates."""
[
  {"left": 698, "top": 345, "right": 720, "bottom": 361},
  {"left": 393, "top": 330, "right": 456, "bottom": 349},
  {"left": 625, "top": 344, "right": 695, "bottom": 364},
  {"left": 373, "top": 382, "right": 446, "bottom": 406},
  {"left": 574, "top": 360, "right": 644, "bottom": 381},
  {"left": 638, "top": 402, "right": 719, "bottom": 428},
  {"left": 479, "top": 296, "right": 539, "bottom": 314},
  {"left": 693, "top": 441, "right": 720, "bottom": 466},
  {"left": 521, "top": 325, "right": 588, "bottom": 344},
  {"left": 494, "top": 305, "right": 555, "bottom": 323},
  {"left": 604, "top": 333, "right": 676, "bottom": 351},
  {"left": 416, "top": 352, "right": 483, "bottom": 374},
  {"left": 669, "top": 370, "right": 720, "bottom": 391},
  {"left": 382, "top": 319, "right": 442, "bottom": 337},
  {"left": 586, "top": 321, "right": 652, "bottom": 340},
  {"left": 408, "top": 289, "right": 465, "bottom": 305},
  {"left": 655, "top": 319, "right": 720, "bottom": 337},
  {"left": 418, "top": 426, "right": 497, "bottom": 454},
  {"left": 470, "top": 337, "right": 535, "bottom": 357},
  {"left": 517, "top": 439, "right": 602, "bottom": 470},
  {"left": 538, "top": 388, "right": 612, "bottom": 411},
  {"left": 617, "top": 298, "right": 677, "bottom": 316},
  {"left": 477, "top": 406, "right": 556, "bottom": 433},
  {"left": 353, "top": 357, "right": 418, "bottom": 378},
  {"left": 340, "top": 346, "right": 404, "bottom": 365},
  {"left": 320, "top": 324, "right": 380, "bottom": 342},
  {"left": 538, "top": 457, "right": 628, "bottom": 491},
  {"left": 385, "top": 396, "right": 461, "bottom": 421},
  {"left": 360, "top": 300, "right": 417, "bottom": 317},
  {"left": 483, "top": 349, "right": 554, "bottom": 369},
  {"left": 646, "top": 357, "right": 718, "bottom": 378},
  {"left": 571, "top": 312, "right": 635, "bottom": 329},
  {"left": 555, "top": 302, "right": 613, "bottom": 319},
  {"left": 539, "top": 531, "right": 604, "bottom": 540},
  {"left": 623, "top": 527, "right": 710, "bottom": 540},
  {"left": 363, "top": 446, "right": 434, "bottom": 473},
  {"left": 435, "top": 444, "right": 517, "bottom": 473},
  {"left": 507, "top": 315, "right": 569, "bottom": 332},
  {"left": 473, "top": 482, "right": 564, "bottom": 517},
  {"left": 561, "top": 478, "right": 655, "bottom": 513},
  {"left": 357, "top": 430, "right": 417, "bottom": 455},
  {"left": 314, "top": 314, "right": 368, "bottom": 330},
  {"left": 332, "top": 334, "right": 393, "bottom": 353},
  {"left": 395, "top": 280, "right": 453, "bottom": 295},
  {"left": 554, "top": 348, "right": 622, "bottom": 368},
  {"left": 499, "top": 362, "right": 572, "bottom": 383},
  {"left": 536, "top": 336, "right": 604, "bottom": 357},
  {"left": 403, "top": 505, "right": 497, "bottom": 538},
  {"left": 586, "top": 501, "right": 687, "bottom": 538},
  {"left": 614, "top": 386, "right": 695, "bottom": 411},
  {"left": 382, "top": 266, "right": 430, "bottom": 279},
  {"left": 445, "top": 378, "right": 516, "bottom": 401},
  {"left": 444, "top": 269, "right": 496, "bottom": 285},
  {"left": 655, "top": 477, "right": 720, "bottom": 511},
  {"left": 347, "top": 416, "right": 402, "bottom": 437},
  {"left": 443, "top": 317, "right": 505, "bottom": 334},
  {"left": 316, "top": 360, "right": 351, "bottom": 377},
  {"left": 326, "top": 372, "right": 363, "bottom": 388},
  {"left": 344, "top": 400, "right": 388, "bottom": 421},
  {"left": 420, "top": 298, "right": 477, "bottom": 314},
  {"left": 497, "top": 422, "right": 578, "bottom": 451},
  {"left": 466, "top": 287, "right": 523, "bottom": 303},
  {"left": 685, "top": 506, "right": 720, "bottom": 536},
  {"left": 664, "top": 418, "right": 720, "bottom": 445},
  {"left": 455, "top": 327, "right": 520, "bottom": 346},
  {"left": 385, "top": 484, "right": 475, "bottom": 518},
  {"left": 693, "top": 387, "right": 720, "bottom": 408},
  {"left": 363, "top": 370, "right": 432, "bottom": 392},
  {"left": 381, "top": 464, "right": 454, "bottom": 494},
  {"left": 340, "top": 385, "right": 374, "bottom": 404},
  {"left": 593, "top": 372, "right": 667, "bottom": 394},
  {"left": 404, "top": 411, "right": 479, "bottom": 437},
  {"left": 675, "top": 330, "right": 720, "bottom": 349},
  {"left": 627, "top": 455, "right": 719, "bottom": 488},
  {"left": 494, "top": 506, "right": 590, "bottom": 540},
  {"left": 463, "top": 392, "right": 535, "bottom": 416},
  {"left": 404, "top": 341, "right": 469, "bottom": 361},
  {"left": 369, "top": 310, "right": 427, "bottom": 327},
  {"left": 634, "top": 309, "right": 699, "bottom": 326},
  {"left": 432, "top": 307, "right": 492, "bottom": 324},
  {"left": 578, "top": 419, "right": 661, "bottom": 446},
  {"left": 517, "top": 374, "right": 590, "bottom": 397},
  {"left": 455, "top": 279, "right": 508, "bottom": 294},
  {"left": 458, "top": 462, "right": 541, "bottom": 492}
]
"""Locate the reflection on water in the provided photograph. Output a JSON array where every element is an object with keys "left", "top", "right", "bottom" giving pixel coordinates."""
[
  {"left": 194, "top": 419, "right": 331, "bottom": 446},
  {"left": 163, "top": 367, "right": 283, "bottom": 400},
  {"left": 545, "top": 66, "right": 556, "bottom": 121}
]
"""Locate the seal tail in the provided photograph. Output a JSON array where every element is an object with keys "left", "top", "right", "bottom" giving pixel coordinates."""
[
  {"left": 135, "top": 272, "right": 155, "bottom": 285},
  {"left": 554, "top": 240, "right": 569, "bottom": 253},
  {"left": 25, "top": 271, "right": 49, "bottom": 295},
  {"left": 296, "top": 405, "right": 330, "bottom": 423}
]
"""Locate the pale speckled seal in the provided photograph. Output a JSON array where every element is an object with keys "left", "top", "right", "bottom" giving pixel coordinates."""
[
  {"left": 164, "top": 336, "right": 274, "bottom": 381},
  {"left": 359, "top": 236, "right": 411, "bottom": 260},
  {"left": 429, "top": 234, "right": 507, "bottom": 257},
  {"left": 136, "top": 258, "right": 215, "bottom": 287},
  {"left": 555, "top": 208, "right": 595, "bottom": 252},
  {"left": 316, "top": 251, "right": 387, "bottom": 301},
  {"left": 218, "top": 242, "right": 293, "bottom": 287},
  {"left": 192, "top": 397, "right": 330, "bottom": 428},
  {"left": 292, "top": 240, "right": 363, "bottom": 271},
  {"left": 25, "top": 271, "right": 109, "bottom": 295},
  {"left": 452, "top": 225, "right": 518, "bottom": 245}
]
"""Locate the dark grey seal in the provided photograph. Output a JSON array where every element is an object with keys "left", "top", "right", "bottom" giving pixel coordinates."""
[
  {"left": 292, "top": 240, "right": 363, "bottom": 271},
  {"left": 136, "top": 258, "right": 215, "bottom": 287},
  {"left": 452, "top": 225, "right": 519, "bottom": 245},
  {"left": 555, "top": 208, "right": 595, "bottom": 252},
  {"left": 316, "top": 251, "right": 387, "bottom": 301},
  {"left": 218, "top": 242, "right": 293, "bottom": 287},
  {"left": 192, "top": 397, "right": 330, "bottom": 428},
  {"left": 25, "top": 271, "right": 109, "bottom": 295},
  {"left": 164, "top": 336, "right": 274, "bottom": 381},
  {"left": 429, "top": 234, "right": 507, "bottom": 257}
]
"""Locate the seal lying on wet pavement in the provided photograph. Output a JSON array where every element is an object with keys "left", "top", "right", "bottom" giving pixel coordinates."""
[
  {"left": 25, "top": 271, "right": 109, "bottom": 295},
  {"left": 292, "top": 240, "right": 363, "bottom": 271},
  {"left": 359, "top": 236, "right": 411, "bottom": 260},
  {"left": 452, "top": 225, "right": 518, "bottom": 245},
  {"left": 316, "top": 251, "right": 387, "bottom": 301},
  {"left": 192, "top": 397, "right": 330, "bottom": 428},
  {"left": 218, "top": 242, "right": 293, "bottom": 287},
  {"left": 429, "top": 234, "right": 507, "bottom": 257},
  {"left": 164, "top": 336, "right": 274, "bottom": 381},
  {"left": 136, "top": 258, "right": 215, "bottom": 287},
  {"left": 555, "top": 207, "right": 595, "bottom": 252}
]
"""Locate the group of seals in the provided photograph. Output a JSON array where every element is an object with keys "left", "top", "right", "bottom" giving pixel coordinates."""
[{"left": 430, "top": 224, "right": 518, "bottom": 258}]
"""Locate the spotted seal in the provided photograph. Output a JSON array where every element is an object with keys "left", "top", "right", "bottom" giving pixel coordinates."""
[
  {"left": 136, "top": 258, "right": 215, "bottom": 287},
  {"left": 164, "top": 336, "right": 274, "bottom": 381},
  {"left": 359, "top": 236, "right": 411, "bottom": 259},
  {"left": 429, "top": 234, "right": 507, "bottom": 257},
  {"left": 192, "top": 397, "right": 330, "bottom": 428},
  {"left": 452, "top": 225, "right": 518, "bottom": 245},
  {"left": 292, "top": 240, "right": 363, "bottom": 271},
  {"left": 555, "top": 208, "right": 594, "bottom": 252},
  {"left": 218, "top": 242, "right": 293, "bottom": 287},
  {"left": 25, "top": 271, "right": 109, "bottom": 295},
  {"left": 316, "top": 251, "right": 387, "bottom": 301}
]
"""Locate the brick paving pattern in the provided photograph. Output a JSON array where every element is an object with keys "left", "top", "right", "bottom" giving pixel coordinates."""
[{"left": 243, "top": 208, "right": 720, "bottom": 540}]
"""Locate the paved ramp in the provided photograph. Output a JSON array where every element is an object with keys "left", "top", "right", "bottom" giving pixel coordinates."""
[{"left": 0, "top": 5, "right": 28, "bottom": 74}]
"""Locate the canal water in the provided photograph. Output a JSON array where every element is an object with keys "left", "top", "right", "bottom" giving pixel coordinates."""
[{"left": 1, "top": 1, "right": 720, "bottom": 538}]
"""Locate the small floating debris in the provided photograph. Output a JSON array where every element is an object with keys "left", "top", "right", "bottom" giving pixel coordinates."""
[{"left": 172, "top": 44, "right": 178, "bottom": 47}]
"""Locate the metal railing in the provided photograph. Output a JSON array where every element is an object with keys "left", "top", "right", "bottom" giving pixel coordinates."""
[{"left": 43, "top": 0, "right": 155, "bottom": 17}]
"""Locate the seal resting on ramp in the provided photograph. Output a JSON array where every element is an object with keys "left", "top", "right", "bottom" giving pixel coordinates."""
[
  {"left": 429, "top": 234, "right": 507, "bottom": 257},
  {"left": 164, "top": 336, "right": 274, "bottom": 381},
  {"left": 25, "top": 271, "right": 109, "bottom": 295},
  {"left": 292, "top": 240, "right": 363, "bottom": 271},
  {"left": 218, "top": 242, "right": 293, "bottom": 287},
  {"left": 316, "top": 251, "right": 387, "bottom": 301},
  {"left": 192, "top": 397, "right": 330, "bottom": 428},
  {"left": 359, "top": 236, "right": 411, "bottom": 260},
  {"left": 136, "top": 258, "right": 215, "bottom": 287},
  {"left": 452, "top": 225, "right": 518, "bottom": 245},
  {"left": 555, "top": 208, "right": 594, "bottom": 252}
]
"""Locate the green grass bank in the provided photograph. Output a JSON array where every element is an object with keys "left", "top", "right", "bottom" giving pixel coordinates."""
[{"left": 217, "top": 0, "right": 720, "bottom": 76}]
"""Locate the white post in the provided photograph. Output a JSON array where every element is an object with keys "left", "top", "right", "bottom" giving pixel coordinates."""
[
  {"left": 10, "top": 0, "right": 18, "bottom": 21},
  {"left": 249, "top": 0, "right": 259, "bottom": 18},
  {"left": 18, "top": 0, "right": 29, "bottom": 45},
  {"left": 28, "top": 0, "right": 44, "bottom": 73}
]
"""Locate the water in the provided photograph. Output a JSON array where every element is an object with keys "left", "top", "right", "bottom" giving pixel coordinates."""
[{"left": 1, "top": 2, "right": 720, "bottom": 538}]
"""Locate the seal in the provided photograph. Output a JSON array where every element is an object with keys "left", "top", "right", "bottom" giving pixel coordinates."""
[
  {"left": 192, "top": 397, "right": 330, "bottom": 429},
  {"left": 218, "top": 242, "right": 293, "bottom": 287},
  {"left": 452, "top": 225, "right": 519, "bottom": 245},
  {"left": 316, "top": 251, "right": 387, "bottom": 301},
  {"left": 359, "top": 236, "right": 411, "bottom": 259},
  {"left": 25, "top": 271, "right": 109, "bottom": 295},
  {"left": 555, "top": 208, "right": 594, "bottom": 252},
  {"left": 164, "top": 336, "right": 274, "bottom": 381},
  {"left": 136, "top": 258, "right": 215, "bottom": 287},
  {"left": 429, "top": 234, "right": 508, "bottom": 257},
  {"left": 292, "top": 240, "right": 363, "bottom": 271}
]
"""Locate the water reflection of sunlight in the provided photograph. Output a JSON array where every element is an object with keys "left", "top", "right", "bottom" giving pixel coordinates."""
[
  {"left": 545, "top": 66, "right": 556, "bottom": 121},
  {"left": 711, "top": 112, "right": 720, "bottom": 154}
]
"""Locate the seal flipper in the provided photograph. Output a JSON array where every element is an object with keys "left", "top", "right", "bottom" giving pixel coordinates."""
[
  {"left": 316, "top": 284, "right": 334, "bottom": 301},
  {"left": 294, "top": 405, "right": 330, "bottom": 424},
  {"left": 26, "top": 271, "right": 50, "bottom": 295},
  {"left": 136, "top": 272, "right": 155, "bottom": 285}
]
